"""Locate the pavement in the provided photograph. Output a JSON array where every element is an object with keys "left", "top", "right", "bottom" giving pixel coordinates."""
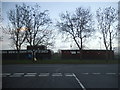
[{"left": 2, "top": 64, "right": 119, "bottom": 89}]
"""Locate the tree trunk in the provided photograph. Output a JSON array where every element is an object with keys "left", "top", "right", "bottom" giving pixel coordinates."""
[
  {"left": 32, "top": 50, "right": 37, "bottom": 62},
  {"left": 16, "top": 48, "right": 20, "bottom": 60},
  {"left": 80, "top": 37, "right": 83, "bottom": 60},
  {"left": 102, "top": 34, "right": 109, "bottom": 61},
  {"left": 73, "top": 37, "right": 81, "bottom": 50},
  {"left": 109, "top": 32, "right": 112, "bottom": 60},
  {"left": 73, "top": 37, "right": 82, "bottom": 60},
  {"left": 32, "top": 50, "right": 35, "bottom": 61}
]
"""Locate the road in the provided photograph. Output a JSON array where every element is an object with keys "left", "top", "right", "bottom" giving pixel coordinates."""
[{"left": 2, "top": 64, "right": 119, "bottom": 89}]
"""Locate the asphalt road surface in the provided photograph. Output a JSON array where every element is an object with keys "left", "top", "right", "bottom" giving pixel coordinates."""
[{"left": 2, "top": 64, "right": 119, "bottom": 89}]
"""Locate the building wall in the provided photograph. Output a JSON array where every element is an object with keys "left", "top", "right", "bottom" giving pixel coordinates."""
[
  {"left": 61, "top": 50, "right": 114, "bottom": 60},
  {"left": 2, "top": 50, "right": 52, "bottom": 60}
]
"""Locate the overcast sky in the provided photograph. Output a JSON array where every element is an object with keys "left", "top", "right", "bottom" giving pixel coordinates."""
[{"left": 1, "top": 0, "right": 119, "bottom": 52}]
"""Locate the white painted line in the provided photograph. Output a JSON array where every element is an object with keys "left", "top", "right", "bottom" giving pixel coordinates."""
[
  {"left": 73, "top": 73, "right": 86, "bottom": 90},
  {"left": 9, "top": 75, "right": 22, "bottom": 77},
  {"left": 9, "top": 73, "right": 24, "bottom": 77},
  {"left": 39, "top": 73, "right": 50, "bottom": 77},
  {"left": 2, "top": 73, "right": 11, "bottom": 77},
  {"left": 39, "top": 73, "right": 49, "bottom": 75},
  {"left": 65, "top": 75, "right": 73, "bottom": 77},
  {"left": 65, "top": 73, "right": 74, "bottom": 77},
  {"left": 14, "top": 73, "right": 24, "bottom": 75},
  {"left": 52, "top": 73, "right": 62, "bottom": 74},
  {"left": 106, "top": 73, "right": 116, "bottom": 75},
  {"left": 52, "top": 73, "right": 62, "bottom": 76},
  {"left": 52, "top": 75, "right": 62, "bottom": 76},
  {"left": 24, "top": 74, "right": 36, "bottom": 77},
  {"left": 24, "top": 73, "right": 37, "bottom": 77},
  {"left": 92, "top": 73, "right": 101, "bottom": 75},
  {"left": 39, "top": 75, "right": 49, "bottom": 76},
  {"left": 2, "top": 73, "right": 11, "bottom": 75},
  {"left": 82, "top": 73, "right": 89, "bottom": 75},
  {"left": 26, "top": 73, "right": 37, "bottom": 75}
]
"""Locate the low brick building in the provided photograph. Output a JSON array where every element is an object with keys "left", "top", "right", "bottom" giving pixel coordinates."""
[
  {"left": 2, "top": 45, "right": 52, "bottom": 60},
  {"left": 61, "top": 50, "right": 114, "bottom": 60}
]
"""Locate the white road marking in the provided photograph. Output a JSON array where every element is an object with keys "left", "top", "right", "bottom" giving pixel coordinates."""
[
  {"left": 24, "top": 73, "right": 37, "bottom": 77},
  {"left": 9, "top": 75, "right": 22, "bottom": 77},
  {"left": 65, "top": 73, "right": 74, "bottom": 77},
  {"left": 2, "top": 73, "right": 11, "bottom": 75},
  {"left": 73, "top": 73, "right": 86, "bottom": 90},
  {"left": 106, "top": 73, "right": 116, "bottom": 75},
  {"left": 24, "top": 74, "right": 36, "bottom": 77},
  {"left": 52, "top": 73, "right": 62, "bottom": 76},
  {"left": 82, "top": 73, "right": 89, "bottom": 75},
  {"left": 39, "top": 75, "right": 49, "bottom": 76},
  {"left": 26, "top": 73, "right": 37, "bottom": 75},
  {"left": 39, "top": 73, "right": 49, "bottom": 75},
  {"left": 2, "top": 72, "right": 118, "bottom": 78},
  {"left": 9, "top": 73, "right": 24, "bottom": 77},
  {"left": 2, "top": 73, "right": 11, "bottom": 77},
  {"left": 14, "top": 73, "right": 24, "bottom": 75},
  {"left": 39, "top": 73, "right": 50, "bottom": 77}
]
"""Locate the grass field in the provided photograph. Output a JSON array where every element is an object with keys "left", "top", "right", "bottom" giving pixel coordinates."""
[{"left": 2, "top": 59, "right": 119, "bottom": 64}]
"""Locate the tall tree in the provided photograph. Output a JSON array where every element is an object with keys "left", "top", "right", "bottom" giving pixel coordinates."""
[
  {"left": 57, "top": 7, "right": 94, "bottom": 53},
  {"left": 96, "top": 7, "right": 118, "bottom": 51},
  {"left": 21, "top": 4, "right": 53, "bottom": 60},
  {"left": 2, "top": 4, "right": 27, "bottom": 60},
  {"left": 96, "top": 7, "right": 118, "bottom": 60},
  {"left": 6, "top": 4, "right": 27, "bottom": 51},
  {"left": 21, "top": 4, "right": 53, "bottom": 47},
  {"left": 4, "top": 3, "right": 54, "bottom": 60}
]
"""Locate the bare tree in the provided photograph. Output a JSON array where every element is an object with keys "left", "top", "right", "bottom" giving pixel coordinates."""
[
  {"left": 21, "top": 4, "right": 53, "bottom": 60},
  {"left": 6, "top": 5, "right": 27, "bottom": 51},
  {"left": 21, "top": 4, "right": 53, "bottom": 46},
  {"left": 2, "top": 4, "right": 27, "bottom": 60},
  {"left": 57, "top": 7, "right": 94, "bottom": 59},
  {"left": 96, "top": 7, "right": 118, "bottom": 60},
  {"left": 2, "top": 5, "right": 27, "bottom": 59},
  {"left": 96, "top": 7, "right": 118, "bottom": 51},
  {"left": 3, "top": 3, "right": 54, "bottom": 60}
]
